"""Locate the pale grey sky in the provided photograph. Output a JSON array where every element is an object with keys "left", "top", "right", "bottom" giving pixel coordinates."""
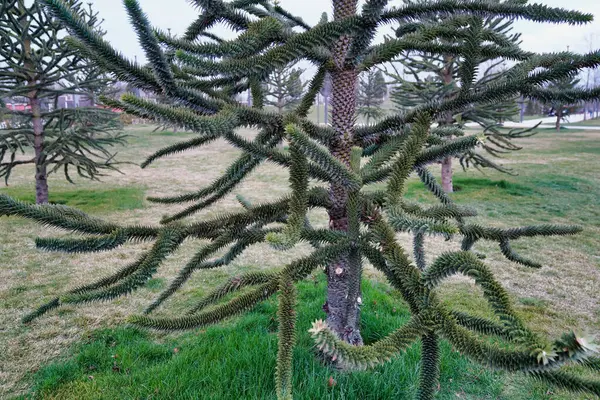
[{"left": 89, "top": 0, "right": 600, "bottom": 61}]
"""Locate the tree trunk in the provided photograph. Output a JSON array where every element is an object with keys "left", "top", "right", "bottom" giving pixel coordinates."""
[
  {"left": 21, "top": 13, "right": 49, "bottom": 205},
  {"left": 316, "top": 94, "right": 321, "bottom": 124},
  {"left": 441, "top": 157, "right": 453, "bottom": 193},
  {"left": 325, "top": 0, "right": 363, "bottom": 346},
  {"left": 31, "top": 97, "right": 49, "bottom": 204},
  {"left": 440, "top": 56, "right": 454, "bottom": 193},
  {"left": 556, "top": 108, "right": 562, "bottom": 131}
]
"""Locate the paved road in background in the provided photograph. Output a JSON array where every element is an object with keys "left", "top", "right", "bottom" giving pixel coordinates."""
[
  {"left": 335, "top": 114, "right": 600, "bottom": 130},
  {"left": 467, "top": 113, "right": 600, "bottom": 130}
]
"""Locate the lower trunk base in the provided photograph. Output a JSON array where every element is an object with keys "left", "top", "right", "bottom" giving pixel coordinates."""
[{"left": 324, "top": 260, "right": 363, "bottom": 347}]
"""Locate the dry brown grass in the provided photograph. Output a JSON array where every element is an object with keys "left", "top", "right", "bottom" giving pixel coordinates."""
[{"left": 1, "top": 125, "right": 599, "bottom": 397}]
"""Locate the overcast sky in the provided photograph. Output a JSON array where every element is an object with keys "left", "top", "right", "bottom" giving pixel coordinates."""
[{"left": 88, "top": 0, "right": 600, "bottom": 61}]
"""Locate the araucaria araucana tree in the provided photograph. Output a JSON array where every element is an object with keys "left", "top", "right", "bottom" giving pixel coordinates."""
[
  {"left": 263, "top": 63, "right": 306, "bottom": 113},
  {"left": 357, "top": 68, "right": 387, "bottom": 123},
  {"left": 385, "top": 0, "right": 533, "bottom": 192},
  {"left": 2, "top": 0, "right": 600, "bottom": 399},
  {"left": 0, "top": 0, "right": 125, "bottom": 204},
  {"left": 543, "top": 76, "right": 580, "bottom": 131}
]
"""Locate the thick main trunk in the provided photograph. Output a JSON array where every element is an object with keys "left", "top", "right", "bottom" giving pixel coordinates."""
[
  {"left": 31, "top": 97, "right": 48, "bottom": 204},
  {"left": 325, "top": 0, "right": 363, "bottom": 346}
]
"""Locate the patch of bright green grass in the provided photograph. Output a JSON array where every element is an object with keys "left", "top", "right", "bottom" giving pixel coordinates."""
[
  {"left": 518, "top": 297, "right": 549, "bottom": 308},
  {"left": 149, "top": 129, "right": 194, "bottom": 137},
  {"left": 565, "top": 117, "right": 600, "bottom": 127},
  {"left": 451, "top": 177, "right": 535, "bottom": 197},
  {"left": 0, "top": 187, "right": 145, "bottom": 213},
  {"left": 22, "top": 278, "right": 589, "bottom": 400},
  {"left": 528, "top": 174, "right": 592, "bottom": 193},
  {"left": 145, "top": 278, "right": 166, "bottom": 291},
  {"left": 402, "top": 177, "right": 535, "bottom": 203},
  {"left": 24, "top": 279, "right": 515, "bottom": 400}
]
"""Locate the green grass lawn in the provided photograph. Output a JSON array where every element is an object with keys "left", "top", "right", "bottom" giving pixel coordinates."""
[
  {"left": 521, "top": 114, "right": 546, "bottom": 121},
  {"left": 16, "top": 279, "right": 583, "bottom": 400},
  {"left": 565, "top": 117, "right": 600, "bottom": 127},
  {"left": 0, "top": 186, "right": 145, "bottom": 213},
  {"left": 1, "top": 125, "right": 599, "bottom": 399}
]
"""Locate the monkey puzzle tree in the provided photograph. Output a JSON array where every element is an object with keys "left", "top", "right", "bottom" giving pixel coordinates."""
[
  {"left": 543, "top": 76, "right": 581, "bottom": 131},
  {"left": 2, "top": 0, "right": 600, "bottom": 399},
  {"left": 385, "top": 0, "right": 532, "bottom": 192},
  {"left": 357, "top": 69, "right": 387, "bottom": 123},
  {"left": 263, "top": 64, "right": 306, "bottom": 113},
  {"left": 0, "top": 0, "right": 125, "bottom": 204}
]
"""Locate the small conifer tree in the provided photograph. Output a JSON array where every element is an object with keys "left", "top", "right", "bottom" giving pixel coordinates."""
[
  {"left": 0, "top": 0, "right": 125, "bottom": 204},
  {"left": 318, "top": 12, "right": 333, "bottom": 125},
  {"left": 2, "top": 0, "right": 600, "bottom": 398},
  {"left": 263, "top": 64, "right": 307, "bottom": 113},
  {"left": 544, "top": 76, "right": 580, "bottom": 130},
  {"left": 357, "top": 69, "right": 387, "bottom": 123},
  {"left": 385, "top": 0, "right": 534, "bottom": 192}
]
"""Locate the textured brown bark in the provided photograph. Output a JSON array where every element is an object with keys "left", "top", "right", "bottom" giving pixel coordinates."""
[
  {"left": 21, "top": 14, "right": 49, "bottom": 205},
  {"left": 440, "top": 57, "right": 455, "bottom": 193},
  {"left": 30, "top": 96, "right": 48, "bottom": 204},
  {"left": 324, "top": 0, "right": 363, "bottom": 346},
  {"left": 441, "top": 156, "right": 453, "bottom": 193},
  {"left": 555, "top": 108, "right": 562, "bottom": 131}
]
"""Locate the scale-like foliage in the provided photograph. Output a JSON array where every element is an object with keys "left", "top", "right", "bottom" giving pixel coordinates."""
[{"left": 1, "top": 0, "right": 599, "bottom": 398}]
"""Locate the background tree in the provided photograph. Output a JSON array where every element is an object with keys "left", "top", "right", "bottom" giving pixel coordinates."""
[
  {"left": 318, "top": 12, "right": 332, "bottom": 125},
  {"left": 0, "top": 0, "right": 125, "bottom": 204},
  {"left": 263, "top": 64, "right": 306, "bottom": 113},
  {"left": 320, "top": 72, "right": 332, "bottom": 125},
  {"left": 543, "top": 76, "right": 581, "bottom": 131},
  {"left": 385, "top": 0, "right": 529, "bottom": 192},
  {"left": 2, "top": 0, "right": 600, "bottom": 399},
  {"left": 524, "top": 98, "right": 542, "bottom": 116},
  {"left": 595, "top": 68, "right": 600, "bottom": 118},
  {"left": 58, "top": 4, "right": 119, "bottom": 106},
  {"left": 357, "top": 69, "right": 387, "bottom": 123}
]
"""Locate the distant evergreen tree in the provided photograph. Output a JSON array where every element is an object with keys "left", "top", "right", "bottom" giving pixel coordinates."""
[
  {"left": 263, "top": 64, "right": 306, "bottom": 113},
  {"left": 0, "top": 0, "right": 124, "bottom": 204},
  {"left": 318, "top": 12, "right": 332, "bottom": 125},
  {"left": 320, "top": 72, "right": 332, "bottom": 124},
  {"left": 357, "top": 69, "right": 387, "bottom": 123},
  {"left": 524, "top": 99, "right": 535, "bottom": 116},
  {"left": 386, "top": 0, "right": 529, "bottom": 192},
  {"left": 2, "top": 0, "right": 600, "bottom": 398},
  {"left": 544, "top": 76, "right": 581, "bottom": 131},
  {"left": 59, "top": 3, "right": 117, "bottom": 106}
]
